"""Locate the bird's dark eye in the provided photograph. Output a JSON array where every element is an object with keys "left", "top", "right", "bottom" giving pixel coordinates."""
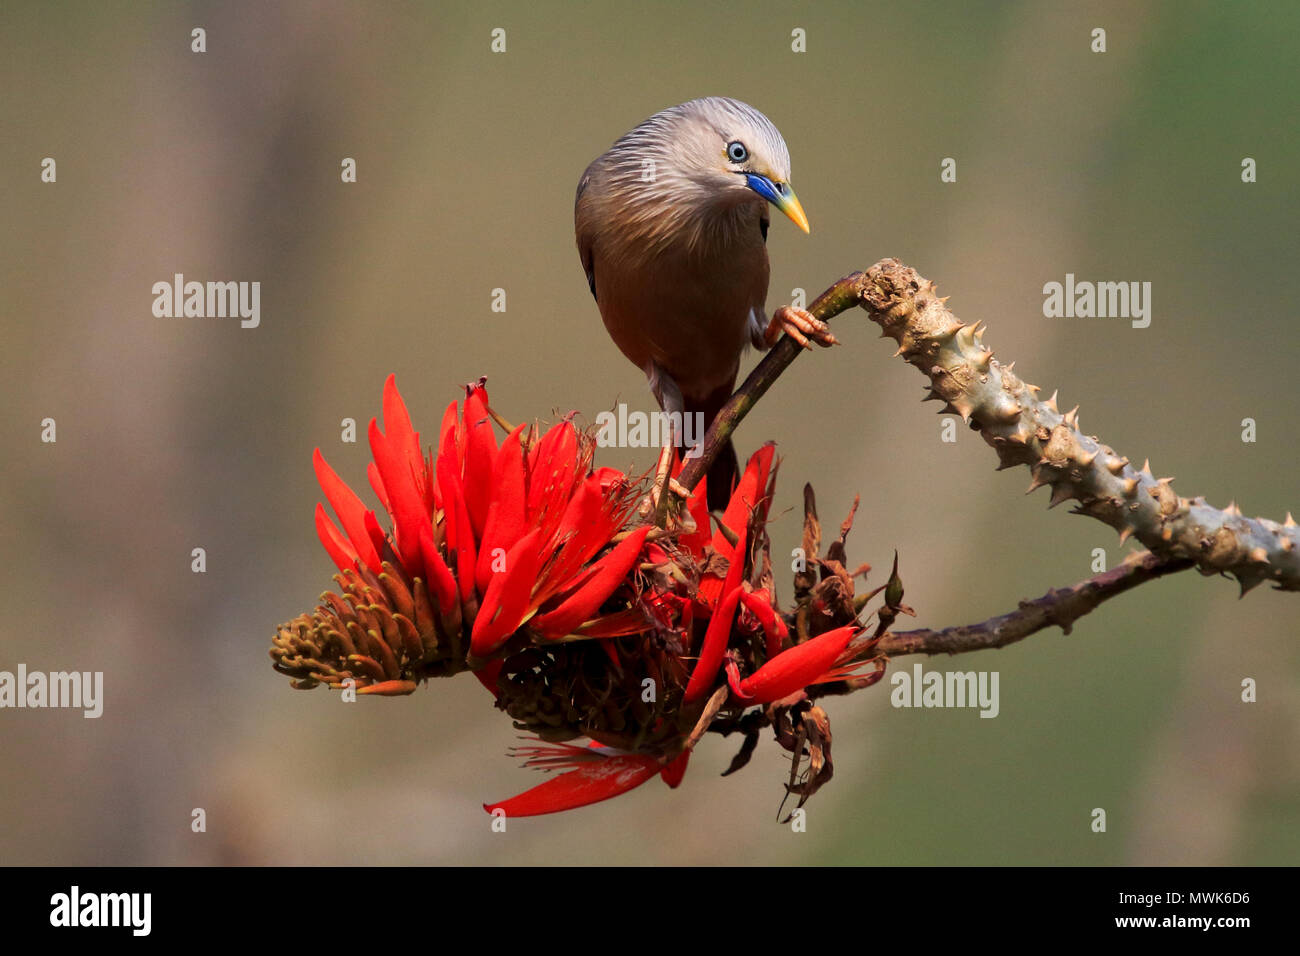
[{"left": 726, "top": 141, "right": 748, "bottom": 164}]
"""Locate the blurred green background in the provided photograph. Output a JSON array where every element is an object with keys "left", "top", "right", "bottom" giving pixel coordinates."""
[{"left": 2, "top": 0, "right": 1296, "bottom": 865}]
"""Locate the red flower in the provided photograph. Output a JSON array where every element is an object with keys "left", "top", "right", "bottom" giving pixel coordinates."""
[
  {"left": 483, "top": 447, "right": 867, "bottom": 817},
  {"left": 484, "top": 742, "right": 663, "bottom": 817},
  {"left": 310, "top": 375, "right": 647, "bottom": 672},
  {"left": 726, "top": 624, "right": 857, "bottom": 705},
  {"left": 275, "top": 376, "right": 887, "bottom": 819}
]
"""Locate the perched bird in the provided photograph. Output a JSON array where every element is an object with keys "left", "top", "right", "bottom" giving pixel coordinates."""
[{"left": 576, "top": 96, "right": 836, "bottom": 510}]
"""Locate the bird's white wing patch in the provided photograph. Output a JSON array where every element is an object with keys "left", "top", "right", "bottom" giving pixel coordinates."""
[
  {"left": 746, "top": 305, "right": 769, "bottom": 350},
  {"left": 646, "top": 360, "right": 685, "bottom": 416}
]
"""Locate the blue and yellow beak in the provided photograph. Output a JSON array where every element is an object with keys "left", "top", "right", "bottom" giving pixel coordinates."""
[{"left": 745, "top": 173, "right": 810, "bottom": 234}]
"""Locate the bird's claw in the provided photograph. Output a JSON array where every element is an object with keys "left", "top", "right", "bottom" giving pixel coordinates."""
[
  {"left": 638, "top": 478, "right": 691, "bottom": 516},
  {"left": 767, "top": 305, "right": 839, "bottom": 350},
  {"left": 637, "top": 434, "right": 691, "bottom": 522}
]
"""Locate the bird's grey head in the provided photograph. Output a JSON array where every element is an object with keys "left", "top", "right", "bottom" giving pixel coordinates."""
[{"left": 595, "top": 96, "right": 809, "bottom": 243}]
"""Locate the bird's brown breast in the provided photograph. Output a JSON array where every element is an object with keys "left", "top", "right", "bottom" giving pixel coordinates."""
[{"left": 581, "top": 197, "right": 770, "bottom": 402}]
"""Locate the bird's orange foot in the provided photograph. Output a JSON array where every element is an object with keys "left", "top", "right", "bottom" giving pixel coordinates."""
[
  {"left": 637, "top": 434, "right": 692, "bottom": 522},
  {"left": 765, "top": 305, "right": 839, "bottom": 350}
]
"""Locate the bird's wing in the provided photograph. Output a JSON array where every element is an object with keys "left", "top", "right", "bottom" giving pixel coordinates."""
[{"left": 575, "top": 169, "right": 598, "bottom": 301}]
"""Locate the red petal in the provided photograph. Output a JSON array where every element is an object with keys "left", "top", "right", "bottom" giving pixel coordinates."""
[
  {"left": 313, "top": 448, "right": 382, "bottom": 572},
  {"left": 678, "top": 476, "right": 712, "bottom": 558},
  {"left": 713, "top": 443, "right": 775, "bottom": 559},
  {"left": 739, "top": 588, "right": 788, "bottom": 661},
  {"left": 436, "top": 455, "right": 478, "bottom": 605},
  {"left": 571, "top": 607, "right": 653, "bottom": 638},
  {"left": 438, "top": 399, "right": 459, "bottom": 461},
  {"left": 738, "top": 625, "right": 858, "bottom": 705},
  {"left": 470, "top": 528, "right": 544, "bottom": 657},
  {"left": 484, "top": 753, "right": 660, "bottom": 817},
  {"left": 418, "top": 525, "right": 458, "bottom": 615},
  {"left": 659, "top": 750, "right": 690, "bottom": 789},
  {"left": 382, "top": 375, "right": 424, "bottom": 490},
  {"left": 685, "top": 517, "right": 748, "bottom": 702},
  {"left": 461, "top": 385, "right": 497, "bottom": 538},
  {"left": 684, "top": 582, "right": 744, "bottom": 704},
  {"left": 474, "top": 659, "right": 504, "bottom": 697},
  {"left": 366, "top": 461, "right": 391, "bottom": 514},
  {"left": 314, "top": 502, "right": 357, "bottom": 572},
  {"left": 713, "top": 500, "right": 749, "bottom": 588},
  {"left": 600, "top": 638, "right": 622, "bottom": 670},
  {"left": 531, "top": 526, "right": 651, "bottom": 639},
  {"left": 526, "top": 421, "right": 581, "bottom": 531},
  {"left": 355, "top": 679, "right": 417, "bottom": 696},
  {"left": 698, "top": 446, "right": 771, "bottom": 608},
  {"left": 475, "top": 424, "right": 530, "bottom": 594},
  {"left": 363, "top": 509, "right": 388, "bottom": 563},
  {"left": 368, "top": 416, "right": 427, "bottom": 570},
  {"left": 427, "top": 448, "right": 440, "bottom": 513},
  {"left": 431, "top": 400, "right": 458, "bottom": 514},
  {"left": 535, "top": 472, "right": 625, "bottom": 602},
  {"left": 591, "top": 465, "right": 626, "bottom": 490}
]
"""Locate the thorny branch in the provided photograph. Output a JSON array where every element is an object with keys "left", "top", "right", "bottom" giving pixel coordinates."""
[
  {"left": 861, "top": 259, "right": 1299, "bottom": 592},
  {"left": 689, "top": 261, "right": 1299, "bottom": 592}
]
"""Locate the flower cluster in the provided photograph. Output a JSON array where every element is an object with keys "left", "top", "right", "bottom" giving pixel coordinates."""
[{"left": 270, "top": 376, "right": 886, "bottom": 816}]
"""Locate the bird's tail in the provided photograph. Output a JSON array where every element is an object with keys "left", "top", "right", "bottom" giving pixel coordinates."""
[
  {"left": 685, "top": 379, "right": 739, "bottom": 513},
  {"left": 706, "top": 438, "right": 740, "bottom": 512}
]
